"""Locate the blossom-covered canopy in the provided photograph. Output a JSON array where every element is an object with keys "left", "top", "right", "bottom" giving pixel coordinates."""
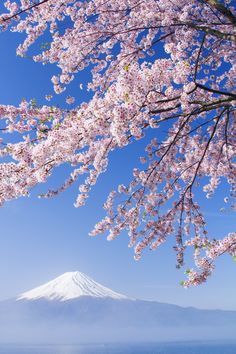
[{"left": 0, "top": 0, "right": 235, "bottom": 286}]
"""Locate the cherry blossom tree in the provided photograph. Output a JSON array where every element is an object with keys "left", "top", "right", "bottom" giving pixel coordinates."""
[{"left": 0, "top": 0, "right": 235, "bottom": 286}]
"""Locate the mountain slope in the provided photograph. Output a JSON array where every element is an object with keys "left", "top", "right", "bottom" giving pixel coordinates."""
[{"left": 17, "top": 271, "right": 129, "bottom": 301}]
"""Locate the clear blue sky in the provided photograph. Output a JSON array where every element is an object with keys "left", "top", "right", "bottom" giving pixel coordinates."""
[{"left": 0, "top": 26, "right": 235, "bottom": 311}]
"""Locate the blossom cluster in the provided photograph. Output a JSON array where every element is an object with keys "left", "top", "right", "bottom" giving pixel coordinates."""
[{"left": 0, "top": 0, "right": 235, "bottom": 285}]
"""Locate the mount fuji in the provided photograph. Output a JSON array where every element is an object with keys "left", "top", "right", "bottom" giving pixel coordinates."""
[
  {"left": 17, "top": 271, "right": 130, "bottom": 302},
  {"left": 0, "top": 271, "right": 236, "bottom": 343}
]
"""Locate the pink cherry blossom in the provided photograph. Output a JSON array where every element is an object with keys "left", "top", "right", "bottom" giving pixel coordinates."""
[{"left": 0, "top": 0, "right": 235, "bottom": 286}]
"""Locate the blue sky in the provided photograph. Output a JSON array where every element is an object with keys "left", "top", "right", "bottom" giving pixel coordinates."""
[{"left": 0, "top": 26, "right": 235, "bottom": 311}]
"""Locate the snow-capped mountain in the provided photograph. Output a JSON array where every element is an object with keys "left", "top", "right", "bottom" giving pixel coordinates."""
[
  {"left": 17, "top": 271, "right": 129, "bottom": 302},
  {"left": 0, "top": 271, "right": 235, "bottom": 343}
]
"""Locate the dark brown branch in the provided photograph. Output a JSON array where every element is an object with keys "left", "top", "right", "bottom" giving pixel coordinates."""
[
  {"left": 188, "top": 108, "right": 226, "bottom": 191},
  {"left": 201, "top": 0, "right": 236, "bottom": 25},
  {"left": 186, "top": 22, "right": 236, "bottom": 42},
  {"left": 1, "top": 0, "right": 50, "bottom": 23},
  {"left": 194, "top": 34, "right": 206, "bottom": 81},
  {"left": 196, "top": 83, "right": 236, "bottom": 98}
]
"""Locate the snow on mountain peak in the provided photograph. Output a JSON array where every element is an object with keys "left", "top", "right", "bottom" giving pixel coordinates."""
[{"left": 17, "top": 271, "right": 130, "bottom": 302}]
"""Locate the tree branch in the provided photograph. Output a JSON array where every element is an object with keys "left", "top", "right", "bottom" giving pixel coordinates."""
[
  {"left": 1, "top": 0, "right": 50, "bottom": 23},
  {"left": 201, "top": 0, "right": 236, "bottom": 25}
]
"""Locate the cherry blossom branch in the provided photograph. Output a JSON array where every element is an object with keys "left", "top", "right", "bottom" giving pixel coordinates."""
[
  {"left": 202, "top": 0, "right": 236, "bottom": 25},
  {"left": 1, "top": 0, "right": 51, "bottom": 22}
]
